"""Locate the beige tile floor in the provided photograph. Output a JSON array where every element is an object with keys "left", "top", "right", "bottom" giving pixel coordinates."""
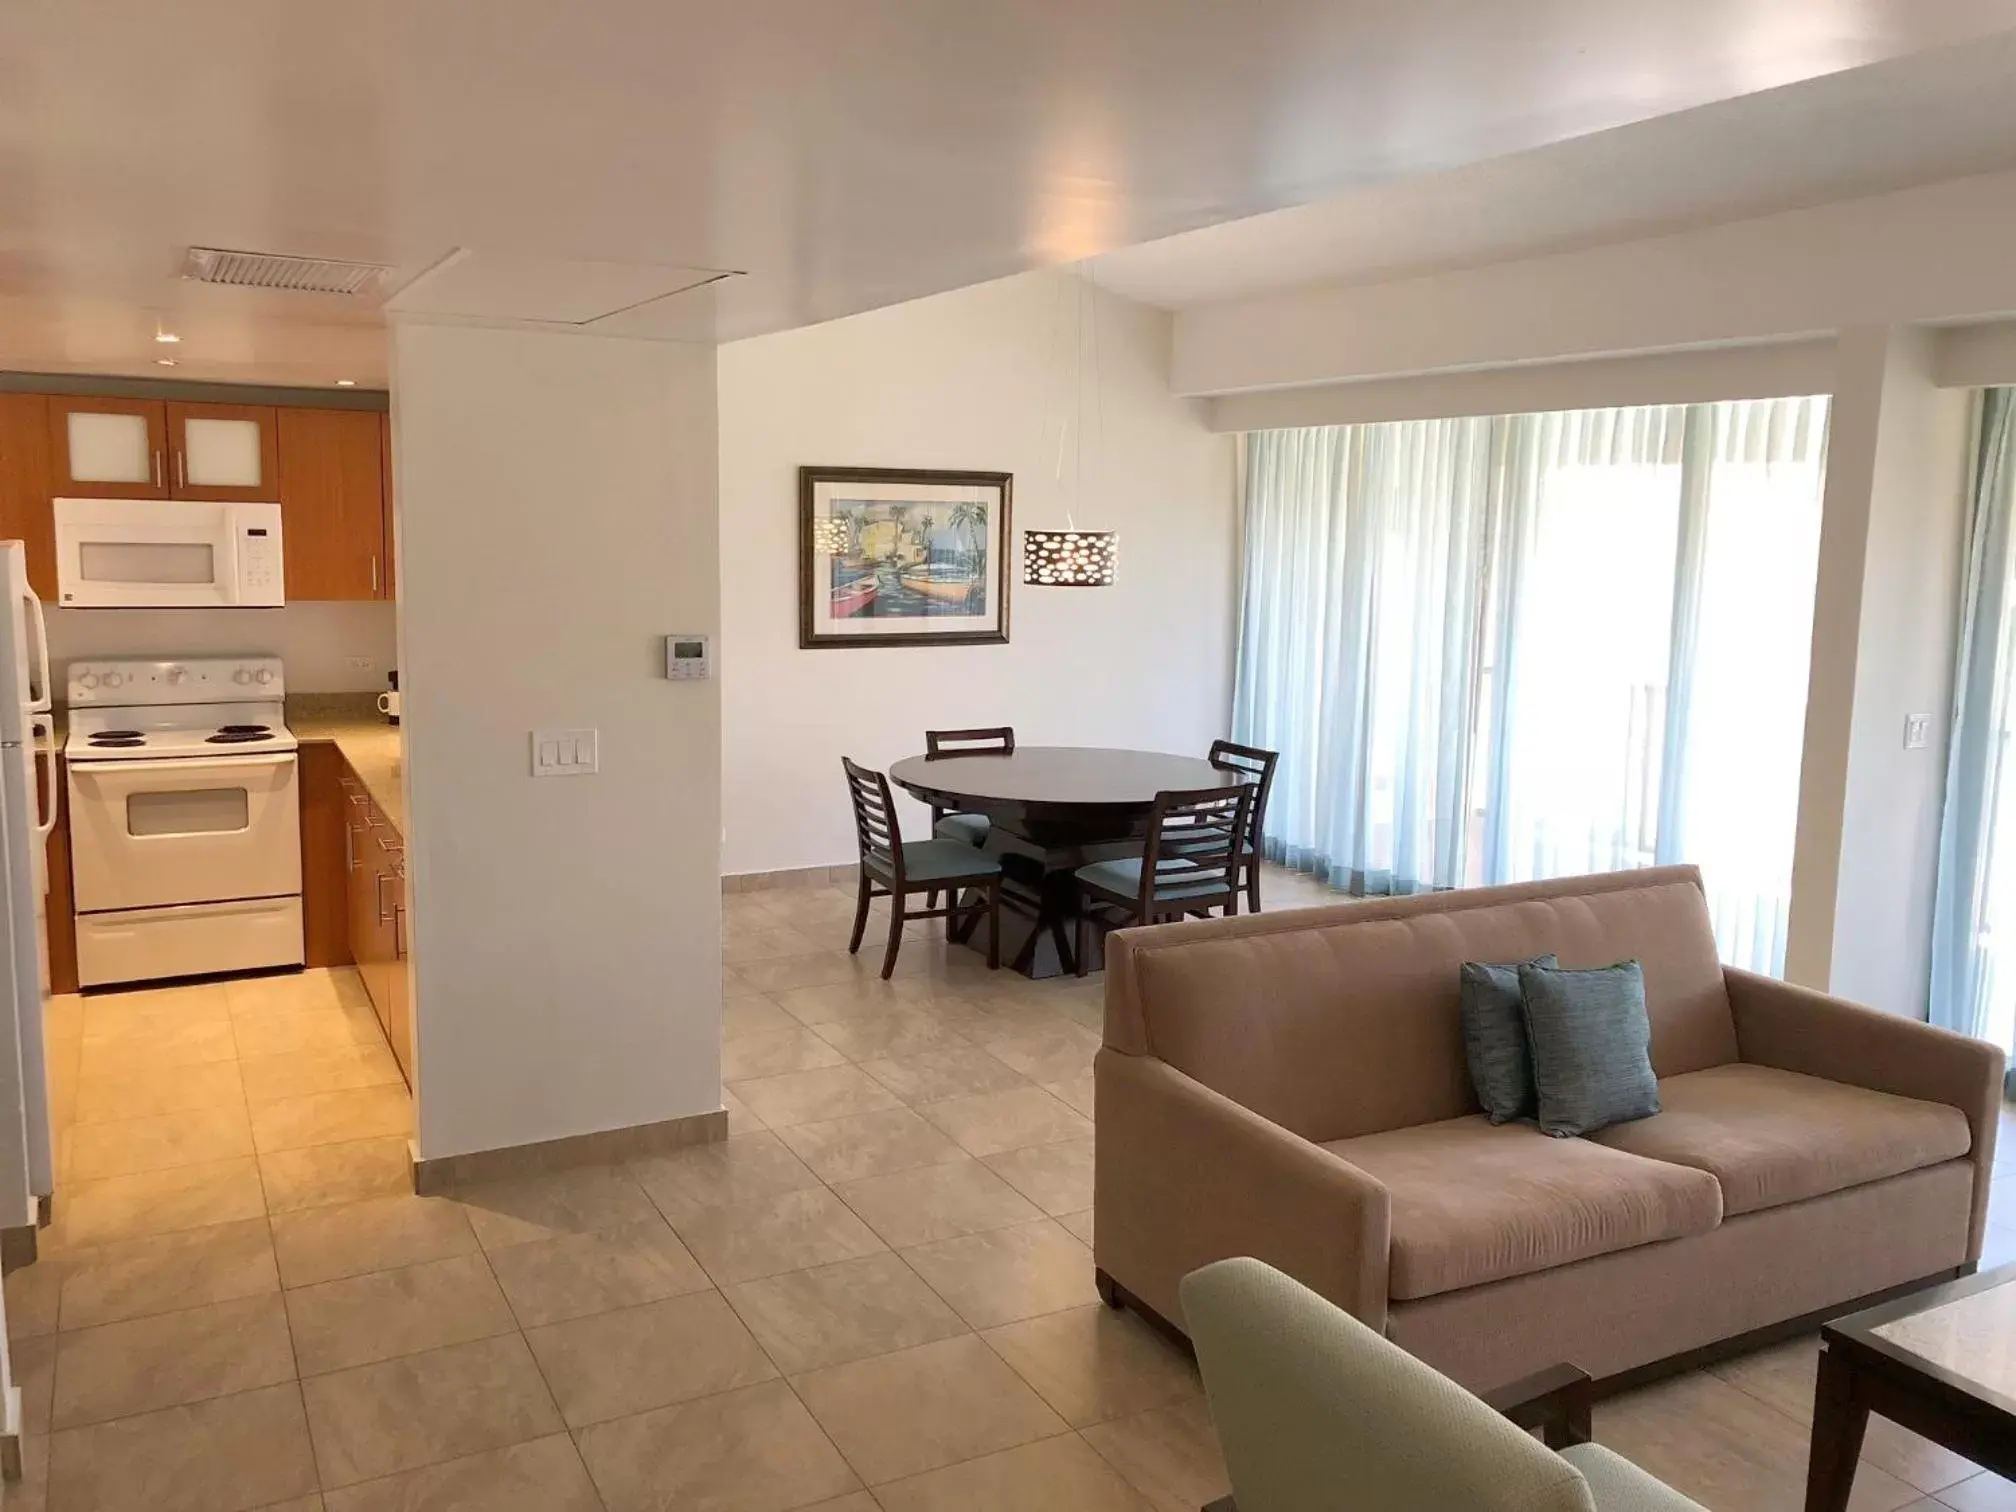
[{"left": 3, "top": 861, "right": 2013, "bottom": 1511}]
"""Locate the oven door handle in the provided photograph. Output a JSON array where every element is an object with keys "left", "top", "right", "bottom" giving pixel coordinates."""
[{"left": 69, "top": 753, "right": 298, "bottom": 779}]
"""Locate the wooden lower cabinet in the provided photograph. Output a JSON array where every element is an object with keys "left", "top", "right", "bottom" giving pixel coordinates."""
[{"left": 334, "top": 754, "right": 412, "bottom": 1087}]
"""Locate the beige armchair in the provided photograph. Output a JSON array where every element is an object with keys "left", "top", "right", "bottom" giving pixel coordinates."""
[{"left": 1182, "top": 1257, "right": 1708, "bottom": 1512}]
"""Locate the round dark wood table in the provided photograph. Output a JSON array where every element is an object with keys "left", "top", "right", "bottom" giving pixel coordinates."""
[{"left": 888, "top": 745, "right": 1244, "bottom": 978}]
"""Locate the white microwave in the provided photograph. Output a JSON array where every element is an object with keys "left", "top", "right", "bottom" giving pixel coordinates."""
[{"left": 55, "top": 498, "right": 285, "bottom": 608}]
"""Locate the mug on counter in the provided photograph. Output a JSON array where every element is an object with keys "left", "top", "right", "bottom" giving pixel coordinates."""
[{"left": 377, "top": 691, "right": 401, "bottom": 722}]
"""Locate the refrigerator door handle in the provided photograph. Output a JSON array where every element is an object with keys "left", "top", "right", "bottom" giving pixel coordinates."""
[
  {"left": 21, "top": 584, "right": 50, "bottom": 714},
  {"left": 32, "top": 725, "right": 56, "bottom": 838}
]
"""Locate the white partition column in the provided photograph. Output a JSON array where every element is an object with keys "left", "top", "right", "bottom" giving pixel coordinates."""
[
  {"left": 389, "top": 321, "right": 722, "bottom": 1164},
  {"left": 1785, "top": 326, "right": 1971, "bottom": 1013}
]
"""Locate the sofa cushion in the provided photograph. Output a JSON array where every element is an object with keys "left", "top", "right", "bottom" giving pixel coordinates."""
[
  {"left": 1588, "top": 1063, "right": 1973, "bottom": 1216},
  {"left": 1110, "top": 867, "right": 1738, "bottom": 1144},
  {"left": 1325, "top": 1115, "right": 1723, "bottom": 1300}
]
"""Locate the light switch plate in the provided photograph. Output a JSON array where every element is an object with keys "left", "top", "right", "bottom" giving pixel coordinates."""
[
  {"left": 532, "top": 728, "right": 599, "bottom": 777},
  {"left": 1904, "top": 713, "right": 1933, "bottom": 751}
]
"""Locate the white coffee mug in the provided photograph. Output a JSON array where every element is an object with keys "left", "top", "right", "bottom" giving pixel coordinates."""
[{"left": 377, "top": 691, "right": 401, "bottom": 719}]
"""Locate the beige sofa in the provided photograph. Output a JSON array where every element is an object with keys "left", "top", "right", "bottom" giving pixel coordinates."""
[{"left": 1094, "top": 866, "right": 2005, "bottom": 1391}]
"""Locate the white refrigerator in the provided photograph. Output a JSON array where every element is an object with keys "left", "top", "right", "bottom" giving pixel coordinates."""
[{"left": 0, "top": 540, "right": 55, "bottom": 1470}]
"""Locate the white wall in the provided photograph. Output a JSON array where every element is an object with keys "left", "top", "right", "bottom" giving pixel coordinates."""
[
  {"left": 1785, "top": 327, "right": 1970, "bottom": 1012},
  {"left": 46, "top": 603, "right": 398, "bottom": 692},
  {"left": 718, "top": 271, "right": 1238, "bottom": 877},
  {"left": 391, "top": 321, "right": 721, "bottom": 1160},
  {"left": 1174, "top": 169, "right": 2016, "bottom": 396}
]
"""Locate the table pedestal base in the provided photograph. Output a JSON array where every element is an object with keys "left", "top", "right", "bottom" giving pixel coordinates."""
[{"left": 948, "top": 851, "right": 1107, "bottom": 980}]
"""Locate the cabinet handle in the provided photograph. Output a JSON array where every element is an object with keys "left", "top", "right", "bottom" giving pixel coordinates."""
[
  {"left": 151, "top": 450, "right": 162, "bottom": 488},
  {"left": 377, "top": 832, "right": 402, "bottom": 855},
  {"left": 344, "top": 818, "right": 355, "bottom": 872},
  {"left": 175, "top": 449, "right": 185, "bottom": 488},
  {"left": 371, "top": 556, "right": 379, "bottom": 593},
  {"left": 393, "top": 902, "right": 405, "bottom": 958},
  {"left": 376, "top": 869, "right": 396, "bottom": 924}
]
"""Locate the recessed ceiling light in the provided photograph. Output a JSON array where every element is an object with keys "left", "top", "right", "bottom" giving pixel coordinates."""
[
  {"left": 155, "top": 357, "right": 178, "bottom": 367},
  {"left": 334, "top": 379, "right": 356, "bottom": 387},
  {"left": 153, "top": 331, "right": 179, "bottom": 344}
]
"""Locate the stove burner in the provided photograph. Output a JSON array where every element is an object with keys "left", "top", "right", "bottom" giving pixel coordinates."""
[
  {"left": 88, "top": 736, "right": 144, "bottom": 748},
  {"left": 89, "top": 729, "right": 143, "bottom": 741},
  {"left": 205, "top": 731, "right": 275, "bottom": 744},
  {"left": 218, "top": 724, "right": 271, "bottom": 735}
]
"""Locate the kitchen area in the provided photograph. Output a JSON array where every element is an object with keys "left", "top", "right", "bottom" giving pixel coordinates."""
[{"left": 0, "top": 377, "right": 414, "bottom": 1268}]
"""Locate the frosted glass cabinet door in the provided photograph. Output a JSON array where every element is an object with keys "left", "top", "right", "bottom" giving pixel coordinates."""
[
  {"left": 48, "top": 398, "right": 168, "bottom": 498},
  {"left": 167, "top": 403, "right": 278, "bottom": 500}
]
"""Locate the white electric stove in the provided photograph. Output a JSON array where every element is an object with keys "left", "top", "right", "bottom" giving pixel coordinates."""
[{"left": 64, "top": 657, "right": 304, "bottom": 988}]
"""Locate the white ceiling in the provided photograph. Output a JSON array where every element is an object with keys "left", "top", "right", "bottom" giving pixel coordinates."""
[
  {"left": 4, "top": 0, "right": 2016, "bottom": 385},
  {"left": 1096, "top": 31, "right": 2016, "bottom": 309}
]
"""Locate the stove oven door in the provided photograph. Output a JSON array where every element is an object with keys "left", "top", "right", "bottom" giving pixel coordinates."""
[{"left": 68, "top": 753, "right": 302, "bottom": 914}]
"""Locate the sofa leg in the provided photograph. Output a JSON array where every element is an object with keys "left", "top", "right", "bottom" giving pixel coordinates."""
[{"left": 1095, "top": 1268, "right": 1123, "bottom": 1309}]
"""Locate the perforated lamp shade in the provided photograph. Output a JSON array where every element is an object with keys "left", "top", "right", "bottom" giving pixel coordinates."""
[{"left": 1023, "top": 530, "right": 1117, "bottom": 586}]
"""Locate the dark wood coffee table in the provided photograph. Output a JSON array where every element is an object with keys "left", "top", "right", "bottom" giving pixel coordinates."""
[{"left": 1807, "top": 1265, "right": 2016, "bottom": 1511}]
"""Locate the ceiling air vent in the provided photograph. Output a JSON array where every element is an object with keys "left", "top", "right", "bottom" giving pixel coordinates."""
[{"left": 181, "top": 246, "right": 392, "bottom": 297}]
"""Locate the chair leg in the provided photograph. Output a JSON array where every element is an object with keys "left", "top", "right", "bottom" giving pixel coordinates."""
[
  {"left": 1075, "top": 911, "right": 1090, "bottom": 978},
  {"left": 986, "top": 882, "right": 1001, "bottom": 970},
  {"left": 881, "top": 892, "right": 905, "bottom": 980},
  {"left": 1247, "top": 859, "right": 1262, "bottom": 914},
  {"left": 847, "top": 872, "right": 872, "bottom": 954}
]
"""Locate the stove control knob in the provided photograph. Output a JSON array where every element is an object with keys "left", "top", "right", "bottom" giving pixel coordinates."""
[
  {"left": 77, "top": 672, "right": 98, "bottom": 691},
  {"left": 102, "top": 672, "right": 125, "bottom": 690},
  {"left": 233, "top": 669, "right": 254, "bottom": 685},
  {"left": 254, "top": 668, "right": 275, "bottom": 686},
  {"left": 166, "top": 666, "right": 188, "bottom": 685}
]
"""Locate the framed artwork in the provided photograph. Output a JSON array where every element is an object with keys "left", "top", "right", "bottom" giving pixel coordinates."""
[{"left": 799, "top": 466, "right": 1013, "bottom": 648}]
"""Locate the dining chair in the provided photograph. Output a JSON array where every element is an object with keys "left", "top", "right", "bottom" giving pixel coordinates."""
[
  {"left": 923, "top": 726, "right": 1015, "bottom": 848},
  {"left": 1207, "top": 739, "right": 1278, "bottom": 912},
  {"left": 1072, "top": 783, "right": 1255, "bottom": 976},
  {"left": 843, "top": 757, "right": 1003, "bottom": 979}
]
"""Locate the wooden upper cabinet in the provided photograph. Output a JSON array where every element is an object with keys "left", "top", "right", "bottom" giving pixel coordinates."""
[
  {"left": 277, "top": 407, "right": 386, "bottom": 600},
  {"left": 167, "top": 401, "right": 278, "bottom": 501},
  {"left": 47, "top": 396, "right": 169, "bottom": 498},
  {"left": 0, "top": 394, "right": 58, "bottom": 598}
]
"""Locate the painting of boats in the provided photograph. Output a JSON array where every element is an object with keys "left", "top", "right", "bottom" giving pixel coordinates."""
[
  {"left": 801, "top": 466, "right": 1011, "bottom": 648},
  {"left": 830, "top": 569, "right": 878, "bottom": 617}
]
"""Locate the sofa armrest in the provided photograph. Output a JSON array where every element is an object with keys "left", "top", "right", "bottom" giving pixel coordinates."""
[
  {"left": 1726, "top": 967, "right": 2004, "bottom": 1256},
  {"left": 1094, "top": 1048, "right": 1392, "bottom": 1334}
]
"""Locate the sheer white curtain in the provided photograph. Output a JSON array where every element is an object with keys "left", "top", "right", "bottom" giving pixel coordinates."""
[
  {"left": 1482, "top": 406, "right": 1687, "bottom": 886},
  {"left": 1662, "top": 398, "right": 1829, "bottom": 972},
  {"left": 1234, "top": 396, "right": 1830, "bottom": 974},
  {"left": 1931, "top": 389, "right": 2016, "bottom": 1073},
  {"left": 1232, "top": 419, "right": 1492, "bottom": 893}
]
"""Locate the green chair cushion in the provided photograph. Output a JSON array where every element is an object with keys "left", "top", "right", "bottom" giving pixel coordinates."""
[
  {"left": 1077, "top": 855, "right": 1226, "bottom": 903},
  {"left": 934, "top": 812, "right": 991, "bottom": 847},
  {"left": 865, "top": 838, "right": 1004, "bottom": 884}
]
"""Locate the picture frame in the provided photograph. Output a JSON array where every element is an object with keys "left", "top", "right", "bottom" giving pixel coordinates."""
[{"left": 798, "top": 465, "right": 1013, "bottom": 649}]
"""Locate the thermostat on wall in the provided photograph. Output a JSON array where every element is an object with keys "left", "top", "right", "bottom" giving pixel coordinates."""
[{"left": 664, "top": 634, "right": 712, "bottom": 681}]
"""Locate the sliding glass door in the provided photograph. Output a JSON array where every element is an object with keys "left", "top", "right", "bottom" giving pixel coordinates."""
[{"left": 1235, "top": 396, "right": 1830, "bottom": 974}]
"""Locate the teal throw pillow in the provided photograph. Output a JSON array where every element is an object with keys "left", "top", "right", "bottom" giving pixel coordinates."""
[
  {"left": 1516, "top": 959, "right": 1660, "bottom": 1137},
  {"left": 1457, "top": 954, "right": 1557, "bottom": 1125}
]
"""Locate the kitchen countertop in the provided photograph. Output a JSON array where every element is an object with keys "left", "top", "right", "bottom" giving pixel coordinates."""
[{"left": 287, "top": 696, "right": 405, "bottom": 832}]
